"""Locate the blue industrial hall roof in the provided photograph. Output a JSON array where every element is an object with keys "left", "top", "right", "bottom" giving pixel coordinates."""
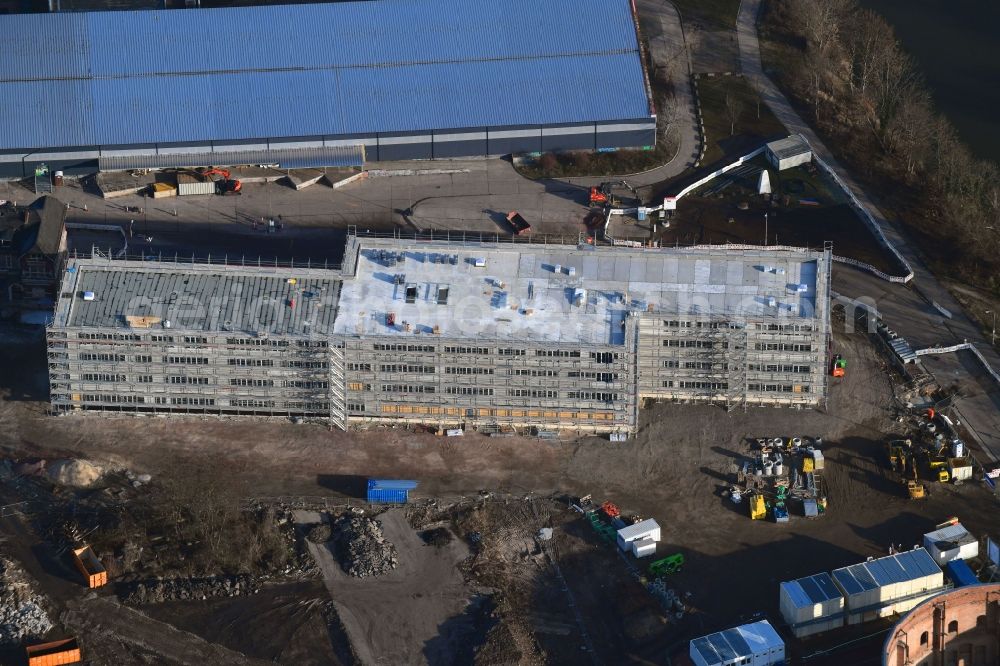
[{"left": 0, "top": 0, "right": 653, "bottom": 151}]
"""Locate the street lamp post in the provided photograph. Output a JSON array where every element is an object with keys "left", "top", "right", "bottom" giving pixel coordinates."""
[{"left": 764, "top": 212, "right": 768, "bottom": 246}]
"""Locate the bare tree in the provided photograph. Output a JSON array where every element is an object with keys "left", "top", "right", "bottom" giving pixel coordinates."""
[
  {"left": 844, "top": 9, "right": 891, "bottom": 95},
  {"left": 788, "top": 0, "right": 854, "bottom": 56},
  {"left": 884, "top": 87, "right": 933, "bottom": 174},
  {"left": 725, "top": 84, "right": 744, "bottom": 136}
]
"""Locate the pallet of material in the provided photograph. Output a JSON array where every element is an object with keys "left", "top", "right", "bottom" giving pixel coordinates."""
[{"left": 149, "top": 182, "right": 177, "bottom": 198}]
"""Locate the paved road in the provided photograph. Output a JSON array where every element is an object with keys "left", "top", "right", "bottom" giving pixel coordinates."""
[
  {"left": 2, "top": 162, "right": 594, "bottom": 240},
  {"left": 737, "top": 0, "right": 1000, "bottom": 458}
]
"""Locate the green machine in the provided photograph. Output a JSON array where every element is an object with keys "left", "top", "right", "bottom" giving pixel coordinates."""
[{"left": 649, "top": 554, "right": 685, "bottom": 576}]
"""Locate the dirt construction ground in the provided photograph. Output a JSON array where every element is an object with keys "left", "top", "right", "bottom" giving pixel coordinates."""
[{"left": 1, "top": 317, "right": 999, "bottom": 664}]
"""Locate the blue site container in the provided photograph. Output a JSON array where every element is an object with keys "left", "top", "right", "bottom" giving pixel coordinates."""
[
  {"left": 367, "top": 479, "right": 418, "bottom": 504},
  {"left": 944, "top": 559, "right": 978, "bottom": 587}
]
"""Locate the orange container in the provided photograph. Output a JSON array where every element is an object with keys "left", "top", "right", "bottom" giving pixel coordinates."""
[
  {"left": 72, "top": 546, "right": 108, "bottom": 588},
  {"left": 26, "top": 637, "right": 81, "bottom": 666}
]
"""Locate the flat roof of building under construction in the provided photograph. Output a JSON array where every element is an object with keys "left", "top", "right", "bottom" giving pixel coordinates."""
[
  {"left": 54, "top": 259, "right": 341, "bottom": 336},
  {"left": 335, "top": 238, "right": 830, "bottom": 345}
]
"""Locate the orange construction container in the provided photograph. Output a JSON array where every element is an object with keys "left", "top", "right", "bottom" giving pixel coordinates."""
[
  {"left": 26, "top": 637, "right": 81, "bottom": 666},
  {"left": 72, "top": 546, "right": 108, "bottom": 588}
]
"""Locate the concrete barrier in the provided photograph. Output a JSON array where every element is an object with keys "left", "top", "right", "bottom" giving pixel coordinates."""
[{"left": 914, "top": 342, "right": 1000, "bottom": 390}]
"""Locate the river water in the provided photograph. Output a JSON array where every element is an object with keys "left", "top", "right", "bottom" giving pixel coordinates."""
[{"left": 860, "top": 0, "right": 1000, "bottom": 164}]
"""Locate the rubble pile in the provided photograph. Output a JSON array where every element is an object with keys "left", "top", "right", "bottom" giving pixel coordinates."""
[
  {"left": 123, "top": 574, "right": 259, "bottom": 604},
  {"left": 46, "top": 459, "right": 105, "bottom": 488},
  {"left": 333, "top": 514, "right": 398, "bottom": 578},
  {"left": 306, "top": 522, "right": 332, "bottom": 543},
  {"left": 0, "top": 558, "right": 53, "bottom": 645}
]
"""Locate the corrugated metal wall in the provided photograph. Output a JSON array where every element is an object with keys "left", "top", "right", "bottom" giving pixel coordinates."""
[{"left": 0, "top": 0, "right": 654, "bottom": 152}]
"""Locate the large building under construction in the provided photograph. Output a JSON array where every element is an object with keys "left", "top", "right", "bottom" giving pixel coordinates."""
[{"left": 47, "top": 236, "right": 832, "bottom": 433}]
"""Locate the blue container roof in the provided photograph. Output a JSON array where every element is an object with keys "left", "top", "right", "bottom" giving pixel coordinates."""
[
  {"left": 944, "top": 559, "right": 978, "bottom": 587},
  {"left": 782, "top": 572, "right": 842, "bottom": 609},
  {"left": 0, "top": 0, "right": 652, "bottom": 151},
  {"left": 368, "top": 479, "right": 419, "bottom": 491},
  {"left": 833, "top": 548, "right": 941, "bottom": 596}
]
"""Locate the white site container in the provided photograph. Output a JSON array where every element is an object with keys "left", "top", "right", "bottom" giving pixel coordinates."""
[
  {"left": 766, "top": 136, "right": 812, "bottom": 171},
  {"left": 632, "top": 538, "right": 657, "bottom": 558},
  {"left": 779, "top": 573, "right": 844, "bottom": 638},
  {"left": 812, "top": 450, "right": 825, "bottom": 470},
  {"left": 690, "top": 620, "right": 785, "bottom": 666},
  {"left": 923, "top": 523, "right": 979, "bottom": 564},
  {"left": 948, "top": 458, "right": 973, "bottom": 482},
  {"left": 832, "top": 548, "right": 943, "bottom": 626},
  {"left": 176, "top": 173, "right": 215, "bottom": 196},
  {"left": 616, "top": 518, "right": 660, "bottom": 552}
]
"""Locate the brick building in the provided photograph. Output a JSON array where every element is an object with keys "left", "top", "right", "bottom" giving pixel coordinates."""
[
  {"left": 0, "top": 196, "right": 68, "bottom": 305},
  {"left": 883, "top": 584, "right": 1000, "bottom": 666}
]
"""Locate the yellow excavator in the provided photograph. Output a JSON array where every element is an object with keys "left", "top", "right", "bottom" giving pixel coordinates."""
[{"left": 888, "top": 439, "right": 925, "bottom": 499}]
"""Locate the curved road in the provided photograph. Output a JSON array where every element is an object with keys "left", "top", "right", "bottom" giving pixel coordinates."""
[
  {"left": 737, "top": 0, "right": 1000, "bottom": 457},
  {"left": 561, "top": 0, "right": 700, "bottom": 191}
]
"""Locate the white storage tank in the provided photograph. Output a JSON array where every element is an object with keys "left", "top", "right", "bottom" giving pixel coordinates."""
[
  {"left": 923, "top": 523, "right": 979, "bottom": 564},
  {"left": 616, "top": 518, "right": 660, "bottom": 552}
]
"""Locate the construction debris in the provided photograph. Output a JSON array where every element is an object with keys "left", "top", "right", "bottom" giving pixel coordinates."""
[
  {"left": 306, "top": 523, "right": 332, "bottom": 544},
  {"left": 46, "top": 458, "right": 105, "bottom": 488},
  {"left": 332, "top": 514, "right": 399, "bottom": 578},
  {"left": 0, "top": 557, "right": 53, "bottom": 645},
  {"left": 122, "top": 574, "right": 259, "bottom": 604}
]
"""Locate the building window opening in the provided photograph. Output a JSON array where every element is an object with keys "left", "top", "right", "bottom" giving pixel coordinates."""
[
  {"left": 920, "top": 631, "right": 929, "bottom": 646},
  {"left": 947, "top": 620, "right": 958, "bottom": 634}
]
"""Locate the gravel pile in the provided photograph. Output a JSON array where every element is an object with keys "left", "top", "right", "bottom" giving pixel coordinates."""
[
  {"left": 123, "top": 574, "right": 259, "bottom": 605},
  {"left": 332, "top": 515, "right": 398, "bottom": 578},
  {"left": 0, "top": 558, "right": 52, "bottom": 645}
]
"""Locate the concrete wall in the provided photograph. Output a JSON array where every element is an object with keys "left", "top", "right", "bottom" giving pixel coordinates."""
[{"left": 1, "top": 118, "right": 657, "bottom": 178}]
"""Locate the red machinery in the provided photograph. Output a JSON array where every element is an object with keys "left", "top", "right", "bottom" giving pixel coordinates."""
[
  {"left": 201, "top": 167, "right": 242, "bottom": 194},
  {"left": 601, "top": 501, "right": 620, "bottom": 519},
  {"left": 589, "top": 180, "right": 638, "bottom": 207}
]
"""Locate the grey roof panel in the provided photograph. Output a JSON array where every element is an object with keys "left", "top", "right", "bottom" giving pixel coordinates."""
[
  {"left": 721, "top": 628, "right": 751, "bottom": 656},
  {"left": 692, "top": 637, "right": 718, "bottom": 662},
  {"left": 64, "top": 262, "right": 340, "bottom": 335}
]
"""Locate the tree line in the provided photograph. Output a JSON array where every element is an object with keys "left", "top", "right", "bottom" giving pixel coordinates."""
[{"left": 767, "top": 0, "right": 1000, "bottom": 289}]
